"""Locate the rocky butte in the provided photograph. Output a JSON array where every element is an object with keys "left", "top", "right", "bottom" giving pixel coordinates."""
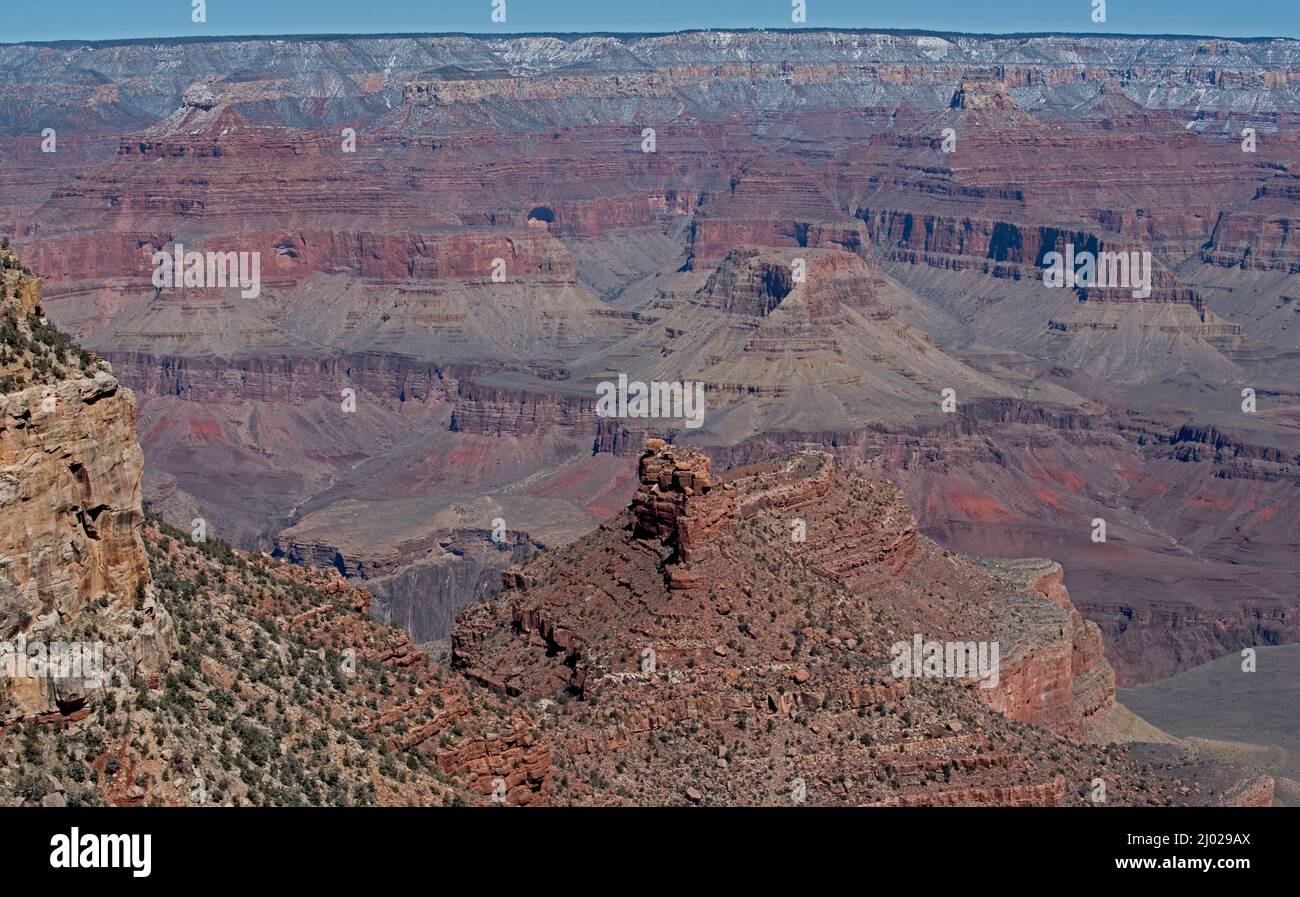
[{"left": 452, "top": 440, "right": 1273, "bottom": 805}]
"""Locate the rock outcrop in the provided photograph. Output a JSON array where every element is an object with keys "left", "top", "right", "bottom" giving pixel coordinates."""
[
  {"left": 0, "top": 247, "right": 175, "bottom": 722},
  {"left": 629, "top": 439, "right": 736, "bottom": 564},
  {"left": 450, "top": 440, "right": 1264, "bottom": 805}
]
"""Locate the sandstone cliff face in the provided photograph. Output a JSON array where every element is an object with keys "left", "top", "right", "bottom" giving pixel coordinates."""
[
  {"left": 0, "top": 250, "right": 174, "bottom": 721},
  {"left": 700, "top": 399, "right": 1300, "bottom": 688},
  {"left": 971, "top": 558, "right": 1115, "bottom": 736},
  {"left": 0, "top": 371, "right": 149, "bottom": 629}
]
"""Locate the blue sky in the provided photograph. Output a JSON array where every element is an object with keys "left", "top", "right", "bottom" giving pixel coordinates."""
[{"left": 5, "top": 0, "right": 1298, "bottom": 43}]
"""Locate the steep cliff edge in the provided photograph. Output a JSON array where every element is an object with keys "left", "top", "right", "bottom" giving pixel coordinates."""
[{"left": 0, "top": 246, "right": 174, "bottom": 722}]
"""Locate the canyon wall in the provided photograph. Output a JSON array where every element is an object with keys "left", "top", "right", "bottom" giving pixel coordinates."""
[{"left": 0, "top": 249, "right": 174, "bottom": 722}]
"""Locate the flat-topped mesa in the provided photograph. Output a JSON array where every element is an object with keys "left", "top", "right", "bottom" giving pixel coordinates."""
[
  {"left": 937, "top": 75, "right": 1043, "bottom": 134},
  {"left": 629, "top": 438, "right": 736, "bottom": 564},
  {"left": 949, "top": 76, "right": 1015, "bottom": 112}
]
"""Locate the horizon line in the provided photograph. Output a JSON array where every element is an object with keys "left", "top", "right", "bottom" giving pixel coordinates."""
[{"left": 3, "top": 25, "right": 1297, "bottom": 50}]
